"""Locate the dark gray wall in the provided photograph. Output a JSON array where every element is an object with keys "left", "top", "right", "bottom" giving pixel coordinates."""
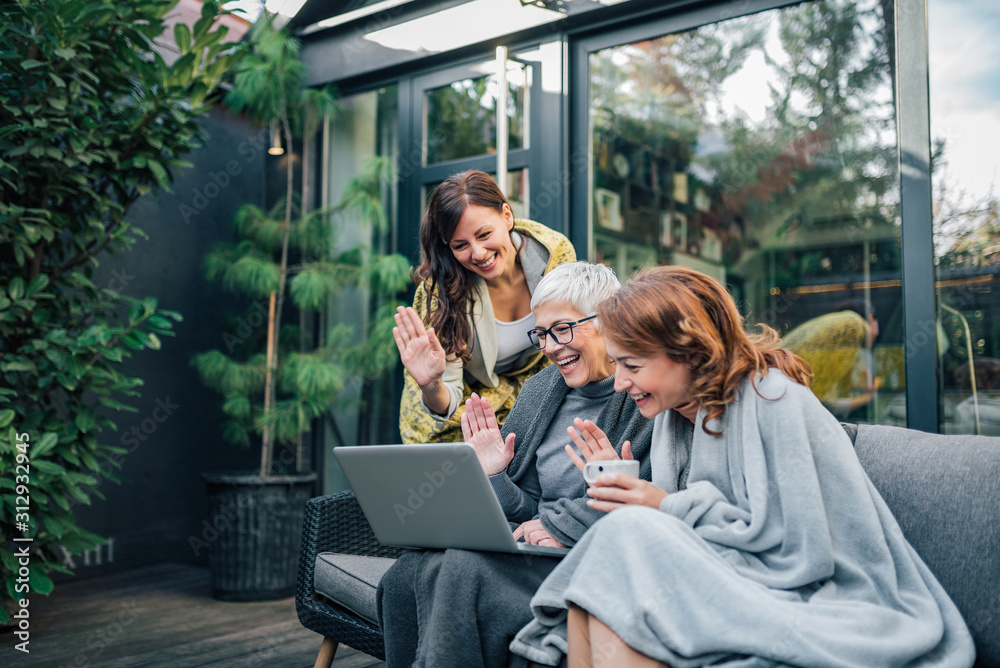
[{"left": 64, "top": 105, "right": 266, "bottom": 578}]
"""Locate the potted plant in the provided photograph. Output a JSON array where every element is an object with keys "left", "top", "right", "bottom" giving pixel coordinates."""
[{"left": 191, "top": 16, "right": 410, "bottom": 600}]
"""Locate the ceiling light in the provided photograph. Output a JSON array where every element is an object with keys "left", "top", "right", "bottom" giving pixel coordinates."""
[{"left": 268, "top": 123, "right": 285, "bottom": 156}]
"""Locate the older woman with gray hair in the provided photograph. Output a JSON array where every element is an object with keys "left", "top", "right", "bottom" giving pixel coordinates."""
[{"left": 376, "top": 262, "right": 655, "bottom": 668}]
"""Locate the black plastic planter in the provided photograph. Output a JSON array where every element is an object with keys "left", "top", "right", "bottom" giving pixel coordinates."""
[{"left": 201, "top": 471, "right": 317, "bottom": 601}]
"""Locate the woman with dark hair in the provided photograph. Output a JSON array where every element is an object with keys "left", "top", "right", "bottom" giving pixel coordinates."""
[
  {"left": 395, "top": 170, "right": 575, "bottom": 443},
  {"left": 510, "top": 266, "right": 974, "bottom": 668}
]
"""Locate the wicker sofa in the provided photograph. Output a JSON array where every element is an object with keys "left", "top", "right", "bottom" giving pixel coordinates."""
[{"left": 295, "top": 423, "right": 1000, "bottom": 667}]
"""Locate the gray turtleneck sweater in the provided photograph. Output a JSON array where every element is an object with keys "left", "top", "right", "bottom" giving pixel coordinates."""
[{"left": 489, "top": 374, "right": 617, "bottom": 522}]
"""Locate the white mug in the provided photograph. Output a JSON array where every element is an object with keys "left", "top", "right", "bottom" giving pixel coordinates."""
[{"left": 583, "top": 459, "right": 639, "bottom": 484}]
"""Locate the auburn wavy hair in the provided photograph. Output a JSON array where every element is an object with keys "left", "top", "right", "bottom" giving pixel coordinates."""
[
  {"left": 597, "top": 265, "right": 813, "bottom": 435},
  {"left": 413, "top": 171, "right": 512, "bottom": 362}
]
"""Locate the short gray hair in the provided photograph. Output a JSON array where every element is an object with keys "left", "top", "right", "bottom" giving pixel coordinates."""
[{"left": 531, "top": 262, "right": 621, "bottom": 327}]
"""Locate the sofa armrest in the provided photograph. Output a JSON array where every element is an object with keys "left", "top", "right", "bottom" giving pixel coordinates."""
[
  {"left": 302, "top": 490, "right": 407, "bottom": 559},
  {"left": 295, "top": 490, "right": 405, "bottom": 660}
]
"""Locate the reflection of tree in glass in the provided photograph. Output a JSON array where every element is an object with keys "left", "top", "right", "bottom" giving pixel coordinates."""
[
  {"left": 590, "top": 23, "right": 763, "bottom": 155},
  {"left": 933, "top": 137, "right": 1000, "bottom": 269},
  {"left": 589, "top": 0, "right": 899, "bottom": 254},
  {"left": 589, "top": 22, "right": 763, "bottom": 247},
  {"left": 710, "top": 0, "right": 898, "bottom": 242},
  {"left": 934, "top": 145, "right": 1000, "bottom": 393},
  {"left": 425, "top": 76, "right": 524, "bottom": 164}
]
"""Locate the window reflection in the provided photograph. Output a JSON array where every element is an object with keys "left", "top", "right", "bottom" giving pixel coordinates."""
[
  {"left": 930, "top": 0, "right": 1000, "bottom": 435},
  {"left": 589, "top": 0, "right": 901, "bottom": 424},
  {"left": 425, "top": 68, "right": 527, "bottom": 164}
]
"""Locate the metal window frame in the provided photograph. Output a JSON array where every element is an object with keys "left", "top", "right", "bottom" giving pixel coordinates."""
[
  {"left": 397, "top": 41, "right": 568, "bottom": 268},
  {"left": 894, "top": 0, "right": 939, "bottom": 432}
]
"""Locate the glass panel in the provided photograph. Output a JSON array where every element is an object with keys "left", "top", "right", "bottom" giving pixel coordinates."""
[
  {"left": 589, "top": 0, "right": 901, "bottom": 424},
  {"left": 421, "top": 168, "right": 529, "bottom": 220},
  {"left": 930, "top": 0, "right": 1000, "bottom": 435},
  {"left": 324, "top": 86, "right": 400, "bottom": 473},
  {"left": 425, "top": 66, "right": 528, "bottom": 164}
]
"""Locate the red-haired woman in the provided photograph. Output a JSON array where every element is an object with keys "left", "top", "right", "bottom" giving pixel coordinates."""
[
  {"left": 510, "top": 266, "right": 974, "bottom": 668},
  {"left": 394, "top": 170, "right": 575, "bottom": 443}
]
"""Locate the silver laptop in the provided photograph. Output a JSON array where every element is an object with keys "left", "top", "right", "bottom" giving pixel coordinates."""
[{"left": 334, "top": 443, "right": 569, "bottom": 557}]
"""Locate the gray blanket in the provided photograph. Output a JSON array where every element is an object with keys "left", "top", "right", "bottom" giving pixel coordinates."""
[
  {"left": 511, "top": 370, "right": 976, "bottom": 668},
  {"left": 376, "top": 364, "right": 654, "bottom": 668}
]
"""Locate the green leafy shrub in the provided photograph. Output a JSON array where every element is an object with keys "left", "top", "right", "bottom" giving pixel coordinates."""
[{"left": 0, "top": 0, "right": 242, "bottom": 622}]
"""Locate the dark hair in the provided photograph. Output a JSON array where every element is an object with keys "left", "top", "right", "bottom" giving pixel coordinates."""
[
  {"left": 414, "top": 170, "right": 512, "bottom": 362},
  {"left": 598, "top": 266, "right": 813, "bottom": 435}
]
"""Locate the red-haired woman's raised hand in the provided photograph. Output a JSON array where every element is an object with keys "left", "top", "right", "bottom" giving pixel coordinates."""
[
  {"left": 393, "top": 306, "right": 447, "bottom": 389},
  {"left": 460, "top": 393, "right": 516, "bottom": 476},
  {"left": 563, "top": 418, "right": 634, "bottom": 473}
]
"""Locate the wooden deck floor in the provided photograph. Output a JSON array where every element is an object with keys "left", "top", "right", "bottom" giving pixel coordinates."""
[{"left": 1, "top": 562, "right": 385, "bottom": 668}]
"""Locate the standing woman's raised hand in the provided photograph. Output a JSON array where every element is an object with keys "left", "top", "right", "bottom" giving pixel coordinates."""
[
  {"left": 460, "top": 393, "right": 516, "bottom": 476},
  {"left": 393, "top": 306, "right": 447, "bottom": 389}
]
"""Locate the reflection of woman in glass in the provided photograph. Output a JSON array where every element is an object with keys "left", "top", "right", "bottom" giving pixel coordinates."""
[
  {"left": 782, "top": 299, "right": 881, "bottom": 421},
  {"left": 394, "top": 170, "right": 575, "bottom": 443},
  {"left": 511, "top": 266, "right": 973, "bottom": 668}
]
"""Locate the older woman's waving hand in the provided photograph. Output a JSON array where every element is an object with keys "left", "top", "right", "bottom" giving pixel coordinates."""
[{"left": 460, "top": 392, "right": 516, "bottom": 475}]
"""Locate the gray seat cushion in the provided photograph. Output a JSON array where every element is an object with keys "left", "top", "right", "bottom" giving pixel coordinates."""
[
  {"left": 314, "top": 553, "right": 397, "bottom": 624},
  {"left": 851, "top": 424, "right": 1000, "bottom": 666}
]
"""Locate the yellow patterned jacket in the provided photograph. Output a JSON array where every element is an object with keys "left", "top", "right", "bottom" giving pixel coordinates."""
[
  {"left": 399, "top": 219, "right": 576, "bottom": 443},
  {"left": 782, "top": 310, "right": 869, "bottom": 406}
]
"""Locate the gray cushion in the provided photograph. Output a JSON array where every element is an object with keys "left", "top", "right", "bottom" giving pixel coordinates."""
[
  {"left": 851, "top": 424, "right": 1000, "bottom": 666},
  {"left": 314, "top": 553, "right": 397, "bottom": 624}
]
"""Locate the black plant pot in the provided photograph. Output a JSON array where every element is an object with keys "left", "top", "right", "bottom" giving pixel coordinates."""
[{"left": 201, "top": 471, "right": 317, "bottom": 601}]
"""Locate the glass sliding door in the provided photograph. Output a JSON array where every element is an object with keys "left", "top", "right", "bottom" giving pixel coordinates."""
[
  {"left": 322, "top": 86, "right": 400, "bottom": 484},
  {"left": 400, "top": 40, "right": 565, "bottom": 255},
  {"left": 579, "top": 0, "right": 901, "bottom": 424},
  {"left": 424, "top": 70, "right": 528, "bottom": 166},
  {"left": 414, "top": 57, "right": 533, "bottom": 216},
  {"left": 929, "top": 0, "right": 1000, "bottom": 435}
]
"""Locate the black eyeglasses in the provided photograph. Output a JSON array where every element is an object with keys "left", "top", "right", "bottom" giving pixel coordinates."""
[{"left": 527, "top": 315, "right": 597, "bottom": 350}]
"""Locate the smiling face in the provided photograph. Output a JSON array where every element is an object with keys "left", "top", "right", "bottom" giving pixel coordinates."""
[
  {"left": 448, "top": 203, "right": 517, "bottom": 283},
  {"left": 532, "top": 300, "right": 615, "bottom": 388},
  {"left": 606, "top": 338, "right": 697, "bottom": 421}
]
